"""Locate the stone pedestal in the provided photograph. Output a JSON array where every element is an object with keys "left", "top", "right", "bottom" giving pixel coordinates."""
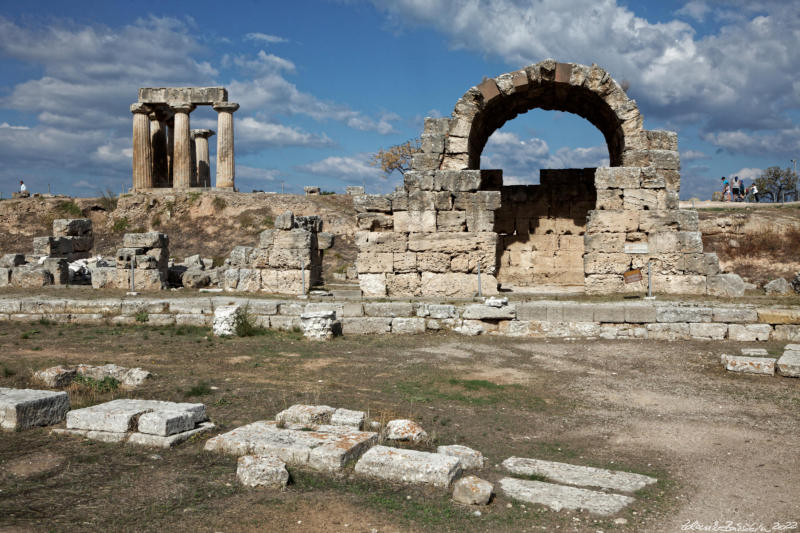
[
  {"left": 192, "top": 129, "right": 215, "bottom": 188},
  {"left": 213, "top": 102, "right": 239, "bottom": 189},
  {"left": 171, "top": 103, "right": 195, "bottom": 189},
  {"left": 131, "top": 103, "right": 153, "bottom": 190}
]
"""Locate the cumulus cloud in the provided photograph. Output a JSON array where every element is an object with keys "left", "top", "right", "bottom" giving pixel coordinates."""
[
  {"left": 675, "top": 1, "right": 711, "bottom": 22},
  {"left": 244, "top": 32, "right": 288, "bottom": 44},
  {"left": 236, "top": 116, "right": 333, "bottom": 149},
  {"left": 702, "top": 128, "right": 800, "bottom": 156},
  {"left": 682, "top": 149, "right": 710, "bottom": 161},
  {"left": 296, "top": 154, "right": 384, "bottom": 183},
  {"left": 481, "top": 131, "right": 608, "bottom": 183},
  {"left": 370, "top": 0, "right": 800, "bottom": 152},
  {"left": 731, "top": 167, "right": 762, "bottom": 182}
]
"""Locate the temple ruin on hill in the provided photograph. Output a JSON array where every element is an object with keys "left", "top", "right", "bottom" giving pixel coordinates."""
[
  {"left": 131, "top": 87, "right": 238, "bottom": 191},
  {"left": 356, "top": 60, "right": 735, "bottom": 297}
]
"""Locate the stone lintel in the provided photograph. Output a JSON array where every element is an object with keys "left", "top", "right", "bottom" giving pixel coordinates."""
[{"left": 138, "top": 87, "right": 228, "bottom": 105}]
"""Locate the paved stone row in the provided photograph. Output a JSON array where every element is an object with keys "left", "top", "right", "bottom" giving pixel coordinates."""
[
  {"left": 722, "top": 345, "right": 800, "bottom": 377},
  {"left": 1, "top": 296, "right": 798, "bottom": 342}
]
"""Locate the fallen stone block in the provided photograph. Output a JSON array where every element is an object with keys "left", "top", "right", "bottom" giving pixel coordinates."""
[
  {"left": 741, "top": 348, "right": 769, "bottom": 356},
  {"left": 437, "top": 444, "right": 485, "bottom": 469},
  {"left": 204, "top": 420, "right": 378, "bottom": 472},
  {"left": 126, "top": 422, "right": 215, "bottom": 448},
  {"left": 53, "top": 218, "right": 92, "bottom": 237},
  {"left": 720, "top": 354, "right": 776, "bottom": 375},
  {"left": 33, "top": 366, "right": 77, "bottom": 388},
  {"left": 499, "top": 477, "right": 635, "bottom": 516},
  {"left": 776, "top": 351, "right": 800, "bottom": 377},
  {"left": 213, "top": 304, "right": 241, "bottom": 336},
  {"left": 453, "top": 475, "right": 493, "bottom": 505},
  {"left": 123, "top": 232, "right": 168, "bottom": 249},
  {"left": 0, "top": 387, "right": 70, "bottom": 431},
  {"left": 354, "top": 445, "right": 462, "bottom": 488},
  {"left": 137, "top": 410, "right": 195, "bottom": 436},
  {"left": 728, "top": 324, "right": 772, "bottom": 342},
  {"left": 0, "top": 253, "right": 25, "bottom": 267},
  {"left": 66, "top": 399, "right": 206, "bottom": 433},
  {"left": 386, "top": 419, "right": 428, "bottom": 442},
  {"left": 502, "top": 457, "right": 656, "bottom": 493},
  {"left": 764, "top": 278, "right": 791, "bottom": 295},
  {"left": 237, "top": 455, "right": 290, "bottom": 488},
  {"left": 300, "top": 310, "right": 337, "bottom": 341},
  {"left": 330, "top": 408, "right": 365, "bottom": 429}
]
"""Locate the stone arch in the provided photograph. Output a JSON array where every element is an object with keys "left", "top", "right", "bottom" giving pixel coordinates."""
[{"left": 427, "top": 60, "right": 643, "bottom": 172}]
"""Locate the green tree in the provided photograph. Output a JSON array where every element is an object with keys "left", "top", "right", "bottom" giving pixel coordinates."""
[
  {"left": 754, "top": 166, "right": 798, "bottom": 202},
  {"left": 370, "top": 139, "right": 421, "bottom": 176}
]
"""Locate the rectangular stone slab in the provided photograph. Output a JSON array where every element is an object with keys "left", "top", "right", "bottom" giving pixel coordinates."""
[
  {"left": 66, "top": 399, "right": 205, "bottom": 433},
  {"left": 502, "top": 457, "right": 656, "bottom": 492},
  {"left": 137, "top": 410, "right": 195, "bottom": 436},
  {"left": 499, "top": 477, "right": 635, "bottom": 516},
  {"left": 0, "top": 388, "right": 69, "bottom": 431},
  {"left": 204, "top": 421, "right": 378, "bottom": 472},
  {"left": 354, "top": 445, "right": 462, "bottom": 488},
  {"left": 720, "top": 354, "right": 776, "bottom": 375},
  {"left": 127, "top": 422, "right": 216, "bottom": 448},
  {"left": 777, "top": 352, "right": 800, "bottom": 377}
]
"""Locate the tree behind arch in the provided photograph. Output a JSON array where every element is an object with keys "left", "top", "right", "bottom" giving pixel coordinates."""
[{"left": 370, "top": 139, "right": 421, "bottom": 176}]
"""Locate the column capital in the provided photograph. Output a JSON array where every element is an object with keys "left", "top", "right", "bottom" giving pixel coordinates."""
[
  {"left": 169, "top": 102, "right": 196, "bottom": 113},
  {"left": 191, "top": 129, "right": 216, "bottom": 139},
  {"left": 148, "top": 105, "right": 173, "bottom": 122},
  {"left": 213, "top": 102, "right": 239, "bottom": 113},
  {"left": 130, "top": 102, "right": 152, "bottom": 114}
]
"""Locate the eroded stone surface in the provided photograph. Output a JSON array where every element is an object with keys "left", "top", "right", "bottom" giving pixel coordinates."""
[
  {"left": 777, "top": 351, "right": 800, "bottom": 377},
  {"left": 502, "top": 457, "right": 656, "bottom": 492},
  {"left": 237, "top": 455, "right": 289, "bottom": 488},
  {"left": 720, "top": 354, "right": 776, "bottom": 375},
  {"left": 66, "top": 399, "right": 206, "bottom": 434},
  {"left": 213, "top": 304, "right": 240, "bottom": 336},
  {"left": 437, "top": 444, "right": 485, "bottom": 470},
  {"left": 35, "top": 364, "right": 151, "bottom": 388},
  {"left": 499, "top": 477, "right": 635, "bottom": 516},
  {"left": 300, "top": 310, "right": 337, "bottom": 341},
  {"left": 452, "top": 475, "right": 493, "bottom": 505},
  {"left": 385, "top": 419, "right": 428, "bottom": 442},
  {"left": 204, "top": 420, "right": 378, "bottom": 472},
  {"left": 0, "top": 388, "right": 70, "bottom": 431},
  {"left": 276, "top": 404, "right": 336, "bottom": 427},
  {"left": 354, "top": 445, "right": 462, "bottom": 488}
]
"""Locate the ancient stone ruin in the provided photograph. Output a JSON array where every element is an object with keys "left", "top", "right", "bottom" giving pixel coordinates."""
[
  {"left": 356, "top": 60, "right": 737, "bottom": 297},
  {"left": 131, "top": 87, "right": 238, "bottom": 191},
  {"left": 91, "top": 232, "right": 169, "bottom": 291}
]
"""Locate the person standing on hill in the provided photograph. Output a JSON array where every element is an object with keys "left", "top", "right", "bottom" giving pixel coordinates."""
[
  {"left": 750, "top": 182, "right": 759, "bottom": 202},
  {"left": 721, "top": 176, "right": 730, "bottom": 201},
  {"left": 19, "top": 180, "right": 26, "bottom": 193},
  {"left": 732, "top": 176, "right": 740, "bottom": 202}
]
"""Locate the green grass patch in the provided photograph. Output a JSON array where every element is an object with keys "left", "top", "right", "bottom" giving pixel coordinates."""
[
  {"left": 20, "top": 329, "right": 40, "bottom": 339},
  {"left": 390, "top": 375, "right": 537, "bottom": 407},
  {"left": 2, "top": 365, "right": 16, "bottom": 377},
  {"left": 111, "top": 217, "right": 129, "bottom": 233},
  {"left": 212, "top": 196, "right": 227, "bottom": 210},
  {"left": 185, "top": 381, "right": 212, "bottom": 397},
  {"left": 55, "top": 200, "right": 82, "bottom": 217},
  {"left": 134, "top": 311, "right": 149, "bottom": 323},
  {"left": 73, "top": 374, "right": 120, "bottom": 393}
]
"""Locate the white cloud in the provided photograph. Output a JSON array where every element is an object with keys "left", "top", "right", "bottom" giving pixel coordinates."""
[
  {"left": 682, "top": 149, "right": 710, "bottom": 161},
  {"left": 0, "top": 122, "right": 29, "bottom": 130},
  {"left": 236, "top": 165, "right": 280, "bottom": 181},
  {"left": 296, "top": 154, "right": 384, "bottom": 183},
  {"left": 731, "top": 167, "right": 762, "bottom": 182},
  {"left": 675, "top": 1, "right": 711, "bottom": 22},
  {"left": 236, "top": 116, "right": 333, "bottom": 149},
  {"left": 703, "top": 128, "right": 800, "bottom": 155},
  {"left": 244, "top": 32, "right": 288, "bottom": 44}
]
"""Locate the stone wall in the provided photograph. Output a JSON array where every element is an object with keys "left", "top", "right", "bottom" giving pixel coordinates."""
[
  {"left": 91, "top": 232, "right": 168, "bottom": 291},
  {"left": 496, "top": 169, "right": 596, "bottom": 289},
  {"left": 0, "top": 296, "right": 797, "bottom": 342}
]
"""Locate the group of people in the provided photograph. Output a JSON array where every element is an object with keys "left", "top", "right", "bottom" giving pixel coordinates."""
[{"left": 720, "top": 176, "right": 759, "bottom": 202}]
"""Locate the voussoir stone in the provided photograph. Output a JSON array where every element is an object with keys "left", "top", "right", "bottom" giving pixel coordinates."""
[
  {"left": 354, "top": 445, "right": 462, "bottom": 488},
  {"left": 237, "top": 455, "right": 290, "bottom": 488},
  {"left": 452, "top": 475, "right": 493, "bottom": 505}
]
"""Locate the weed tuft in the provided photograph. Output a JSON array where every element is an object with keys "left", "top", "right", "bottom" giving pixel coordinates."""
[
  {"left": 212, "top": 196, "right": 227, "bottom": 211},
  {"left": 56, "top": 200, "right": 82, "bottom": 217},
  {"left": 234, "top": 304, "right": 267, "bottom": 337},
  {"left": 73, "top": 374, "right": 120, "bottom": 393},
  {"left": 111, "top": 217, "right": 129, "bottom": 233},
  {"left": 20, "top": 329, "right": 40, "bottom": 340},
  {"left": 185, "top": 381, "right": 212, "bottom": 397},
  {"left": 135, "top": 311, "right": 149, "bottom": 323}
]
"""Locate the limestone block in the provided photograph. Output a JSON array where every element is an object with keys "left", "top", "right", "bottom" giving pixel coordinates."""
[
  {"left": 707, "top": 274, "right": 745, "bottom": 297},
  {"left": 648, "top": 231, "right": 703, "bottom": 254},
  {"left": 363, "top": 302, "right": 413, "bottom": 317},
  {"left": 274, "top": 229, "right": 312, "bottom": 250},
  {"left": 330, "top": 408, "right": 366, "bottom": 429},
  {"left": 498, "top": 478, "right": 635, "bottom": 516},
  {"left": 229, "top": 246, "right": 254, "bottom": 267},
  {"left": 393, "top": 252, "right": 416, "bottom": 272},
  {"left": 404, "top": 171, "right": 435, "bottom": 191},
  {"left": 623, "top": 188, "right": 659, "bottom": 210},
  {"left": 122, "top": 232, "right": 168, "bottom": 249},
  {"left": 392, "top": 317, "right": 426, "bottom": 334},
  {"left": 317, "top": 232, "right": 334, "bottom": 250},
  {"left": 640, "top": 168, "right": 666, "bottom": 188},
  {"left": 0, "top": 254, "right": 25, "bottom": 267},
  {"left": 237, "top": 455, "right": 289, "bottom": 488},
  {"left": 773, "top": 326, "right": 800, "bottom": 341},
  {"left": 354, "top": 194, "right": 392, "bottom": 213},
  {"left": 437, "top": 211, "right": 466, "bottom": 231},
  {"left": 274, "top": 211, "right": 294, "bottom": 229},
  {"left": 651, "top": 274, "right": 707, "bottom": 295},
  {"left": 464, "top": 208, "right": 495, "bottom": 232},
  {"left": 433, "top": 170, "right": 484, "bottom": 192},
  {"left": 421, "top": 272, "right": 498, "bottom": 297},
  {"left": 258, "top": 229, "right": 276, "bottom": 248},
  {"left": 359, "top": 273, "right": 386, "bottom": 297},
  {"left": 585, "top": 211, "right": 639, "bottom": 234},
  {"left": 406, "top": 210, "right": 437, "bottom": 232},
  {"left": 596, "top": 189, "right": 623, "bottom": 210},
  {"left": 453, "top": 191, "right": 501, "bottom": 211},
  {"left": 777, "top": 352, "right": 800, "bottom": 377},
  {"left": 561, "top": 303, "right": 595, "bottom": 322},
  {"left": 721, "top": 354, "right": 775, "bottom": 374},
  {"left": 502, "top": 457, "right": 656, "bottom": 492},
  {"left": 757, "top": 309, "right": 800, "bottom": 325},
  {"left": 53, "top": 218, "right": 92, "bottom": 237},
  {"left": 646, "top": 323, "right": 691, "bottom": 340},
  {"left": 223, "top": 268, "right": 240, "bottom": 291},
  {"left": 584, "top": 233, "right": 625, "bottom": 253},
  {"left": 0, "top": 388, "right": 70, "bottom": 431},
  {"left": 386, "top": 419, "right": 427, "bottom": 442},
  {"left": 594, "top": 167, "right": 640, "bottom": 189},
  {"left": 584, "top": 274, "right": 624, "bottom": 294},
  {"left": 342, "top": 317, "right": 391, "bottom": 335},
  {"left": 408, "top": 232, "right": 496, "bottom": 253},
  {"left": 355, "top": 232, "right": 408, "bottom": 253},
  {"left": 385, "top": 273, "right": 421, "bottom": 296},
  {"left": 261, "top": 269, "right": 310, "bottom": 295},
  {"left": 417, "top": 252, "right": 451, "bottom": 273},
  {"left": 728, "top": 324, "right": 772, "bottom": 342},
  {"left": 213, "top": 305, "right": 241, "bottom": 336},
  {"left": 437, "top": 444, "right": 485, "bottom": 470},
  {"left": 357, "top": 252, "right": 393, "bottom": 274},
  {"left": 689, "top": 323, "right": 728, "bottom": 340},
  {"left": 765, "top": 278, "right": 792, "bottom": 295},
  {"left": 233, "top": 269, "right": 259, "bottom": 292},
  {"left": 300, "top": 311, "right": 337, "bottom": 341},
  {"left": 656, "top": 306, "right": 712, "bottom": 323},
  {"left": 276, "top": 405, "right": 336, "bottom": 427},
  {"left": 293, "top": 215, "right": 322, "bottom": 232},
  {"left": 65, "top": 236, "right": 94, "bottom": 253},
  {"left": 269, "top": 247, "right": 312, "bottom": 269},
  {"left": 11, "top": 267, "right": 53, "bottom": 288},
  {"left": 416, "top": 304, "right": 457, "bottom": 319},
  {"left": 137, "top": 410, "right": 195, "bottom": 436},
  {"left": 434, "top": 192, "right": 453, "bottom": 210},
  {"left": 462, "top": 304, "right": 516, "bottom": 320},
  {"left": 638, "top": 210, "right": 698, "bottom": 232},
  {"left": 41, "top": 258, "right": 69, "bottom": 285},
  {"left": 182, "top": 269, "right": 211, "bottom": 289},
  {"left": 355, "top": 446, "right": 461, "bottom": 488},
  {"left": 713, "top": 307, "right": 758, "bottom": 323},
  {"left": 33, "top": 237, "right": 71, "bottom": 256},
  {"left": 452, "top": 475, "right": 493, "bottom": 505},
  {"left": 454, "top": 320, "right": 487, "bottom": 335},
  {"left": 357, "top": 213, "right": 394, "bottom": 230},
  {"left": 583, "top": 253, "right": 631, "bottom": 275},
  {"left": 33, "top": 366, "right": 77, "bottom": 388}
]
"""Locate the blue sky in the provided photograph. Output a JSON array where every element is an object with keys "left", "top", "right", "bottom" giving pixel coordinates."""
[{"left": 1, "top": 0, "right": 798, "bottom": 199}]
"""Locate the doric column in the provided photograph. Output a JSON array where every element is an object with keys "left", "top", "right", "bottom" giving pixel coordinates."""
[
  {"left": 131, "top": 103, "right": 153, "bottom": 191},
  {"left": 170, "top": 102, "right": 195, "bottom": 189},
  {"left": 213, "top": 102, "right": 239, "bottom": 189},
  {"left": 149, "top": 108, "right": 169, "bottom": 187},
  {"left": 192, "top": 129, "right": 215, "bottom": 188},
  {"left": 189, "top": 131, "right": 198, "bottom": 187}
]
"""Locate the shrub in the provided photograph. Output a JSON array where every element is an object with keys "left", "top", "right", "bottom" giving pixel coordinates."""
[
  {"left": 185, "top": 381, "right": 211, "bottom": 397},
  {"left": 73, "top": 374, "right": 120, "bottom": 393},
  {"left": 56, "top": 200, "right": 82, "bottom": 217},
  {"left": 212, "top": 196, "right": 227, "bottom": 210},
  {"left": 234, "top": 304, "right": 266, "bottom": 337},
  {"left": 98, "top": 188, "right": 118, "bottom": 211},
  {"left": 150, "top": 214, "right": 161, "bottom": 228},
  {"left": 135, "top": 311, "right": 149, "bottom": 323},
  {"left": 112, "top": 217, "right": 129, "bottom": 233}
]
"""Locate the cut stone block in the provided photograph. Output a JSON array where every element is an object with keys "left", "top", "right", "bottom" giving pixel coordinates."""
[
  {"left": 137, "top": 410, "right": 195, "bottom": 436},
  {"left": 330, "top": 408, "right": 366, "bottom": 429},
  {"left": 499, "top": 477, "right": 635, "bottom": 516},
  {"left": 300, "top": 310, "right": 337, "bottom": 341},
  {"left": 720, "top": 354, "right": 776, "bottom": 375},
  {"left": 741, "top": 348, "right": 769, "bottom": 356},
  {"left": 33, "top": 366, "right": 77, "bottom": 388},
  {"left": 204, "top": 421, "right": 378, "bottom": 472},
  {"left": 776, "top": 351, "right": 800, "bottom": 377},
  {"left": 437, "top": 444, "right": 485, "bottom": 470},
  {"left": 461, "top": 304, "right": 516, "bottom": 320},
  {"left": 453, "top": 475, "right": 493, "bottom": 505},
  {"left": 213, "top": 304, "right": 241, "bottom": 336},
  {"left": 237, "top": 455, "right": 290, "bottom": 488},
  {"left": 66, "top": 399, "right": 206, "bottom": 433},
  {"left": 276, "top": 404, "right": 336, "bottom": 427},
  {"left": 502, "top": 457, "right": 656, "bottom": 493},
  {"left": 728, "top": 324, "right": 772, "bottom": 342},
  {"left": 0, "top": 388, "right": 70, "bottom": 431},
  {"left": 126, "top": 422, "right": 215, "bottom": 448},
  {"left": 354, "top": 445, "right": 462, "bottom": 488},
  {"left": 385, "top": 419, "right": 428, "bottom": 442}
]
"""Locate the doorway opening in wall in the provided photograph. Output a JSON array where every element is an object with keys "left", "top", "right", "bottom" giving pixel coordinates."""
[{"left": 481, "top": 109, "right": 609, "bottom": 294}]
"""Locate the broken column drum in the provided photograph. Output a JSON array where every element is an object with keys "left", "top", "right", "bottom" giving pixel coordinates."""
[{"left": 355, "top": 59, "right": 725, "bottom": 297}]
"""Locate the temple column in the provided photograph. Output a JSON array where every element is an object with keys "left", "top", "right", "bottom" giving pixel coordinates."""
[
  {"left": 189, "top": 131, "right": 198, "bottom": 187},
  {"left": 192, "top": 129, "right": 215, "bottom": 188},
  {"left": 149, "top": 108, "right": 169, "bottom": 187},
  {"left": 213, "top": 102, "right": 239, "bottom": 189},
  {"left": 166, "top": 117, "right": 174, "bottom": 186},
  {"left": 131, "top": 103, "right": 153, "bottom": 191},
  {"left": 170, "top": 102, "right": 195, "bottom": 189}
]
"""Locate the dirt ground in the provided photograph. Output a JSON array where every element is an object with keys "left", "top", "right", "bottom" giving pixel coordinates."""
[{"left": 1, "top": 320, "right": 798, "bottom": 533}]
